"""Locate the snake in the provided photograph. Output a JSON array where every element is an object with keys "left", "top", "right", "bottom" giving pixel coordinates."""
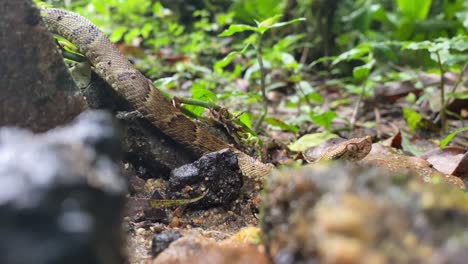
[
  {"left": 40, "top": 7, "right": 372, "bottom": 179},
  {"left": 40, "top": 7, "right": 274, "bottom": 178}
]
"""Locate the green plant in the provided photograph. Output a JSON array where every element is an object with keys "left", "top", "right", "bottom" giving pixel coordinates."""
[
  {"left": 440, "top": 126, "right": 468, "bottom": 148},
  {"left": 314, "top": 33, "right": 467, "bottom": 131},
  {"left": 217, "top": 14, "right": 305, "bottom": 131},
  {"left": 403, "top": 35, "right": 468, "bottom": 131}
]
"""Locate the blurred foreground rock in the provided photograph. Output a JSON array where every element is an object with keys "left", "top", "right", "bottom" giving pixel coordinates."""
[
  {"left": 152, "top": 234, "right": 269, "bottom": 264},
  {"left": 0, "top": 111, "right": 126, "bottom": 264},
  {"left": 0, "top": 0, "right": 85, "bottom": 131},
  {"left": 262, "top": 163, "right": 468, "bottom": 264}
]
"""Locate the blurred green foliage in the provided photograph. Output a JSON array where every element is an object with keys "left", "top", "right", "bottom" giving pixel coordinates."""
[{"left": 39, "top": 0, "right": 467, "bottom": 137}]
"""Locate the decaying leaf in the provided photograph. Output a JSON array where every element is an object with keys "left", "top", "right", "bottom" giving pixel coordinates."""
[{"left": 421, "top": 147, "right": 468, "bottom": 179}]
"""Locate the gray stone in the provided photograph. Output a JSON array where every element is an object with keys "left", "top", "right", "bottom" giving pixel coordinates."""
[{"left": 0, "top": 110, "right": 126, "bottom": 264}]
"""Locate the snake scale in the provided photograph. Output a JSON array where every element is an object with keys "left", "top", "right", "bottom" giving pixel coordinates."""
[{"left": 40, "top": 7, "right": 273, "bottom": 178}]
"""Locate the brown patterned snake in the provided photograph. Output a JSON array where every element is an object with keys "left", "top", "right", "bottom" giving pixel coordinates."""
[
  {"left": 303, "top": 136, "right": 372, "bottom": 163},
  {"left": 40, "top": 7, "right": 371, "bottom": 178},
  {"left": 40, "top": 7, "right": 273, "bottom": 178}
]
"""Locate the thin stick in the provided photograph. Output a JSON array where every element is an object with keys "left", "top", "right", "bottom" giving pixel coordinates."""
[
  {"left": 254, "top": 33, "right": 268, "bottom": 132},
  {"left": 350, "top": 82, "right": 366, "bottom": 129},
  {"left": 436, "top": 52, "right": 446, "bottom": 132}
]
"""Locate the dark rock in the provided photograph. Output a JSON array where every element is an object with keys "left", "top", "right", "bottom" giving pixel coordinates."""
[
  {"left": 0, "top": 0, "right": 85, "bottom": 132},
  {"left": 261, "top": 163, "right": 468, "bottom": 264},
  {"left": 127, "top": 173, "right": 146, "bottom": 195},
  {"left": 0, "top": 110, "right": 126, "bottom": 264},
  {"left": 169, "top": 149, "right": 242, "bottom": 209},
  {"left": 82, "top": 73, "right": 195, "bottom": 179},
  {"left": 151, "top": 231, "right": 182, "bottom": 257}
]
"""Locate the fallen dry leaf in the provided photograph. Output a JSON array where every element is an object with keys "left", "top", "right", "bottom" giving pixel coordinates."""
[
  {"left": 381, "top": 131, "right": 402, "bottom": 149},
  {"left": 421, "top": 146, "right": 467, "bottom": 178}
]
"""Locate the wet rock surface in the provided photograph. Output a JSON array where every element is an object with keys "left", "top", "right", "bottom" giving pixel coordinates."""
[
  {"left": 0, "top": 111, "right": 126, "bottom": 264},
  {"left": 169, "top": 148, "right": 243, "bottom": 209},
  {"left": 261, "top": 162, "right": 468, "bottom": 264}
]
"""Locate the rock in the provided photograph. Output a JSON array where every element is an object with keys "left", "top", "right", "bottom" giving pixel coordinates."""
[
  {"left": 82, "top": 73, "right": 194, "bottom": 179},
  {"left": 361, "top": 143, "right": 465, "bottom": 189},
  {"left": 261, "top": 162, "right": 468, "bottom": 264},
  {"left": 151, "top": 231, "right": 182, "bottom": 257},
  {"left": 0, "top": 0, "right": 85, "bottom": 132},
  {"left": 152, "top": 235, "right": 269, "bottom": 264},
  {"left": 168, "top": 149, "right": 243, "bottom": 209},
  {"left": 0, "top": 110, "right": 126, "bottom": 264}
]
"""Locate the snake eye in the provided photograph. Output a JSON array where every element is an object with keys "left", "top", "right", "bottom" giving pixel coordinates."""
[{"left": 347, "top": 144, "right": 357, "bottom": 151}]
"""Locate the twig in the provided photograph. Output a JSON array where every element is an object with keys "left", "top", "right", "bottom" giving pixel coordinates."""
[
  {"left": 436, "top": 51, "right": 446, "bottom": 132},
  {"left": 296, "top": 83, "right": 314, "bottom": 108},
  {"left": 254, "top": 34, "right": 268, "bottom": 132},
  {"left": 350, "top": 82, "right": 367, "bottom": 129},
  {"left": 450, "top": 63, "right": 467, "bottom": 94},
  {"left": 374, "top": 107, "right": 381, "bottom": 138},
  {"left": 299, "top": 46, "right": 309, "bottom": 65}
]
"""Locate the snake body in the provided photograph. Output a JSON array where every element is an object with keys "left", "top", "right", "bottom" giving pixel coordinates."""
[{"left": 40, "top": 7, "right": 273, "bottom": 178}]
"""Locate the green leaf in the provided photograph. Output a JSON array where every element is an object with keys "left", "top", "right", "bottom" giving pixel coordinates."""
[
  {"left": 152, "top": 2, "right": 170, "bottom": 17},
  {"left": 230, "top": 0, "right": 283, "bottom": 22},
  {"left": 109, "top": 26, "right": 127, "bottom": 42},
  {"left": 403, "top": 40, "right": 433, "bottom": 50},
  {"left": 440, "top": 127, "right": 468, "bottom": 148},
  {"left": 397, "top": 0, "right": 432, "bottom": 20},
  {"left": 153, "top": 77, "right": 177, "bottom": 88},
  {"left": 238, "top": 112, "right": 253, "bottom": 129},
  {"left": 273, "top": 34, "right": 305, "bottom": 51},
  {"left": 451, "top": 35, "right": 468, "bottom": 51},
  {"left": 309, "top": 111, "right": 337, "bottom": 131},
  {"left": 214, "top": 44, "right": 250, "bottom": 73},
  {"left": 264, "top": 117, "right": 299, "bottom": 133},
  {"left": 124, "top": 28, "right": 141, "bottom": 44},
  {"left": 333, "top": 43, "right": 370, "bottom": 65},
  {"left": 447, "top": 92, "right": 468, "bottom": 100},
  {"left": 370, "top": 4, "right": 390, "bottom": 23},
  {"left": 257, "top": 14, "right": 283, "bottom": 28},
  {"left": 140, "top": 23, "right": 153, "bottom": 39},
  {"left": 310, "top": 56, "right": 336, "bottom": 67},
  {"left": 266, "top": 17, "right": 306, "bottom": 30},
  {"left": 191, "top": 87, "right": 217, "bottom": 102},
  {"left": 402, "top": 107, "right": 423, "bottom": 133},
  {"left": 218, "top": 24, "right": 257, "bottom": 36},
  {"left": 256, "top": 16, "right": 305, "bottom": 34},
  {"left": 287, "top": 132, "right": 339, "bottom": 152},
  {"left": 352, "top": 59, "right": 375, "bottom": 80},
  {"left": 152, "top": 2, "right": 163, "bottom": 15},
  {"left": 184, "top": 84, "right": 217, "bottom": 118}
]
